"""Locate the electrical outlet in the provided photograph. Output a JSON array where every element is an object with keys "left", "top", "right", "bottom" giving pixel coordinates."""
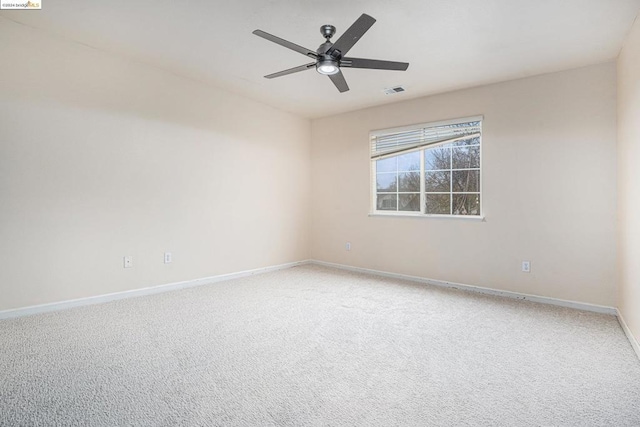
[
  {"left": 522, "top": 261, "right": 531, "bottom": 273},
  {"left": 345, "top": 242, "right": 351, "bottom": 251},
  {"left": 123, "top": 256, "right": 133, "bottom": 268},
  {"left": 164, "top": 252, "right": 172, "bottom": 264}
]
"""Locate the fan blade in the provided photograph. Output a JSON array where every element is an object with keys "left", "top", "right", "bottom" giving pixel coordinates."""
[
  {"left": 328, "top": 70, "right": 349, "bottom": 93},
  {"left": 341, "top": 57, "right": 409, "bottom": 71},
  {"left": 252, "top": 30, "right": 318, "bottom": 59},
  {"left": 264, "top": 63, "right": 316, "bottom": 79},
  {"left": 327, "top": 14, "right": 376, "bottom": 57}
]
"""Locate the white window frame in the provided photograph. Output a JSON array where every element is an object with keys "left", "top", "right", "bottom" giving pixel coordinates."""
[{"left": 369, "top": 115, "right": 483, "bottom": 219}]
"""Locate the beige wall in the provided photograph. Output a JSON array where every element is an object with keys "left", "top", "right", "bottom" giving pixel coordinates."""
[
  {"left": 0, "top": 16, "right": 624, "bottom": 314},
  {"left": 0, "top": 19, "right": 311, "bottom": 311},
  {"left": 311, "top": 63, "right": 618, "bottom": 306},
  {"left": 618, "top": 17, "right": 640, "bottom": 340}
]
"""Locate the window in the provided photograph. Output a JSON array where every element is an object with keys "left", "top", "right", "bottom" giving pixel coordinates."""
[{"left": 371, "top": 116, "right": 482, "bottom": 217}]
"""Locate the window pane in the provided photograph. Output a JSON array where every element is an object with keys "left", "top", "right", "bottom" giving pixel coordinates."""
[
  {"left": 377, "top": 194, "right": 397, "bottom": 211},
  {"left": 452, "top": 146, "right": 480, "bottom": 169},
  {"left": 376, "top": 157, "right": 397, "bottom": 173},
  {"left": 452, "top": 170, "right": 480, "bottom": 193},
  {"left": 426, "top": 194, "right": 451, "bottom": 214},
  {"left": 452, "top": 194, "right": 480, "bottom": 215},
  {"left": 453, "top": 136, "right": 480, "bottom": 147},
  {"left": 397, "top": 151, "right": 420, "bottom": 171},
  {"left": 399, "top": 172, "right": 420, "bottom": 192},
  {"left": 425, "top": 146, "right": 451, "bottom": 171},
  {"left": 425, "top": 171, "right": 450, "bottom": 192},
  {"left": 399, "top": 194, "right": 420, "bottom": 211},
  {"left": 376, "top": 173, "right": 397, "bottom": 192}
]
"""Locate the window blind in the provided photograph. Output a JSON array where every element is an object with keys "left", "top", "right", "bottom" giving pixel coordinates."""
[{"left": 370, "top": 119, "right": 481, "bottom": 160}]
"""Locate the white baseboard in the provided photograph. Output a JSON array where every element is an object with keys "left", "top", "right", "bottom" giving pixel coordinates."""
[
  {"left": 0, "top": 258, "right": 619, "bottom": 321},
  {"left": 2, "top": 258, "right": 636, "bottom": 359},
  {"left": 616, "top": 309, "right": 640, "bottom": 361},
  {"left": 309, "top": 260, "right": 617, "bottom": 315},
  {"left": 0, "top": 260, "right": 311, "bottom": 320}
]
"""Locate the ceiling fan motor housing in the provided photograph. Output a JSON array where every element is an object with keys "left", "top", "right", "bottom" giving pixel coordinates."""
[
  {"left": 314, "top": 40, "right": 340, "bottom": 75},
  {"left": 317, "top": 40, "right": 337, "bottom": 56}
]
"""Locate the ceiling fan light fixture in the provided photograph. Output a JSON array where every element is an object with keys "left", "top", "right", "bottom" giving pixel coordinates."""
[{"left": 316, "top": 59, "right": 339, "bottom": 75}]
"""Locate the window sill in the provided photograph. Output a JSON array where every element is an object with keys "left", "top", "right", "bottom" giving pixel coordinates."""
[{"left": 368, "top": 212, "right": 486, "bottom": 221}]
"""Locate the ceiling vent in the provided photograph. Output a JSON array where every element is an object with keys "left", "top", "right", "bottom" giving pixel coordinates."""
[{"left": 383, "top": 86, "right": 406, "bottom": 95}]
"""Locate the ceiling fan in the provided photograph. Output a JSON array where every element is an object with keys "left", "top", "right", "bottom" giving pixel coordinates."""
[{"left": 252, "top": 13, "right": 409, "bottom": 93}]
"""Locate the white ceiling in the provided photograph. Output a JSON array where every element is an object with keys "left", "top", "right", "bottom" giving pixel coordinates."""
[{"left": 2, "top": 0, "right": 639, "bottom": 118}]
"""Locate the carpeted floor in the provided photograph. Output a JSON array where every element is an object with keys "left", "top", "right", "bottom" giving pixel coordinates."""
[{"left": 1, "top": 265, "right": 639, "bottom": 426}]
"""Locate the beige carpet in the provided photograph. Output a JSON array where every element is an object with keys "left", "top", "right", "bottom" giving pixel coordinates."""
[{"left": 1, "top": 265, "right": 639, "bottom": 426}]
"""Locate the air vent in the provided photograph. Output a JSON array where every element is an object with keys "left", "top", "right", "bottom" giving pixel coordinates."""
[{"left": 383, "top": 86, "right": 406, "bottom": 95}]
